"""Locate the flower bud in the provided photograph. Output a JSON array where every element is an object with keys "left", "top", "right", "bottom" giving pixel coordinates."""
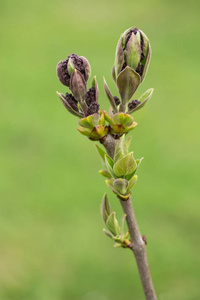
[
  {"left": 114, "top": 27, "right": 151, "bottom": 82},
  {"left": 56, "top": 53, "right": 91, "bottom": 87},
  {"left": 86, "top": 102, "right": 100, "bottom": 116},
  {"left": 128, "top": 99, "right": 141, "bottom": 111}
]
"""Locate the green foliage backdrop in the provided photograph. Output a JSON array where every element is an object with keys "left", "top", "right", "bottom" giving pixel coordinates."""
[{"left": 0, "top": 0, "right": 199, "bottom": 299}]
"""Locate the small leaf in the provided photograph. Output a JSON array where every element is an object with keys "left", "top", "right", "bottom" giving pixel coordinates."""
[
  {"left": 91, "top": 125, "right": 108, "bottom": 139},
  {"left": 124, "top": 122, "right": 138, "bottom": 132},
  {"left": 127, "top": 175, "right": 138, "bottom": 191},
  {"left": 113, "top": 152, "right": 137, "bottom": 177},
  {"left": 104, "top": 111, "right": 114, "bottom": 125},
  {"left": 101, "top": 193, "right": 112, "bottom": 223},
  {"left": 103, "top": 228, "right": 113, "bottom": 239},
  {"left": 114, "top": 35, "right": 124, "bottom": 76},
  {"left": 77, "top": 127, "right": 91, "bottom": 137},
  {"left": 95, "top": 144, "right": 107, "bottom": 161},
  {"left": 99, "top": 169, "right": 112, "bottom": 178},
  {"left": 114, "top": 135, "right": 128, "bottom": 163},
  {"left": 128, "top": 88, "right": 154, "bottom": 114},
  {"left": 126, "top": 136, "right": 132, "bottom": 151},
  {"left": 105, "top": 154, "right": 114, "bottom": 168},
  {"left": 79, "top": 114, "right": 100, "bottom": 129},
  {"left": 105, "top": 155, "right": 116, "bottom": 178},
  {"left": 125, "top": 158, "right": 143, "bottom": 180},
  {"left": 141, "top": 38, "right": 151, "bottom": 82},
  {"left": 116, "top": 66, "right": 141, "bottom": 104},
  {"left": 112, "top": 66, "right": 116, "bottom": 82},
  {"left": 91, "top": 75, "right": 99, "bottom": 102},
  {"left": 99, "top": 111, "right": 105, "bottom": 125},
  {"left": 103, "top": 77, "right": 118, "bottom": 113},
  {"left": 106, "top": 212, "right": 120, "bottom": 236},
  {"left": 125, "top": 33, "right": 141, "bottom": 70},
  {"left": 121, "top": 214, "right": 127, "bottom": 234},
  {"left": 136, "top": 157, "right": 144, "bottom": 169},
  {"left": 114, "top": 243, "right": 122, "bottom": 248},
  {"left": 56, "top": 92, "right": 84, "bottom": 118}
]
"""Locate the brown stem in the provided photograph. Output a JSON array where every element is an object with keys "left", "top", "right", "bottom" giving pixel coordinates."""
[
  {"left": 102, "top": 134, "right": 157, "bottom": 300},
  {"left": 120, "top": 197, "right": 157, "bottom": 300},
  {"left": 100, "top": 133, "right": 119, "bottom": 158}
]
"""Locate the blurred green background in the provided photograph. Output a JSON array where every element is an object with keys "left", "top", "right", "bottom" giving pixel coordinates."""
[{"left": 0, "top": 0, "right": 199, "bottom": 299}]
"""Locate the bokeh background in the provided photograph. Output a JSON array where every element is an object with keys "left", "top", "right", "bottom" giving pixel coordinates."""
[{"left": 0, "top": 0, "right": 200, "bottom": 299}]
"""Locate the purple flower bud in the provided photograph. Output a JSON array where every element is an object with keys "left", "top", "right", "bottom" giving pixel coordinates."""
[
  {"left": 65, "top": 93, "right": 78, "bottom": 112},
  {"left": 113, "top": 96, "right": 120, "bottom": 106},
  {"left": 56, "top": 53, "right": 91, "bottom": 87},
  {"left": 114, "top": 27, "right": 151, "bottom": 81},
  {"left": 85, "top": 87, "right": 96, "bottom": 106},
  {"left": 86, "top": 102, "right": 100, "bottom": 116},
  {"left": 128, "top": 100, "right": 141, "bottom": 110}
]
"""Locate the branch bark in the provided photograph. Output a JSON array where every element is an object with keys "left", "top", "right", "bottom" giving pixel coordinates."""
[{"left": 101, "top": 133, "right": 157, "bottom": 300}]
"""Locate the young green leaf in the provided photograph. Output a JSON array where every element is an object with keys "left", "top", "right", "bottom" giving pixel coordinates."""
[
  {"left": 99, "top": 169, "right": 112, "bottom": 178},
  {"left": 95, "top": 144, "right": 107, "bottom": 161},
  {"left": 101, "top": 193, "right": 112, "bottom": 223},
  {"left": 127, "top": 175, "right": 138, "bottom": 191},
  {"left": 113, "top": 152, "right": 137, "bottom": 177},
  {"left": 116, "top": 66, "right": 141, "bottom": 104},
  {"left": 106, "top": 212, "right": 120, "bottom": 236},
  {"left": 114, "top": 135, "right": 128, "bottom": 163}
]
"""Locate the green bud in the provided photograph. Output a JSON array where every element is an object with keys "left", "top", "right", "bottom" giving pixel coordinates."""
[
  {"left": 99, "top": 169, "right": 112, "bottom": 178},
  {"left": 112, "top": 27, "right": 151, "bottom": 109},
  {"left": 114, "top": 27, "right": 151, "bottom": 81},
  {"left": 105, "top": 112, "right": 137, "bottom": 136},
  {"left": 113, "top": 178, "right": 129, "bottom": 195}
]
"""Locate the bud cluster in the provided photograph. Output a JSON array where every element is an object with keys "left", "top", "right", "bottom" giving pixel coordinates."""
[
  {"left": 56, "top": 27, "right": 154, "bottom": 253},
  {"left": 57, "top": 54, "right": 99, "bottom": 118},
  {"left": 56, "top": 27, "right": 154, "bottom": 141}
]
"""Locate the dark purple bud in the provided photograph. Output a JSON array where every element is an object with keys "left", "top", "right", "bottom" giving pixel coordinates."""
[
  {"left": 128, "top": 100, "right": 141, "bottom": 110},
  {"left": 113, "top": 96, "right": 120, "bottom": 106},
  {"left": 56, "top": 53, "right": 91, "bottom": 87},
  {"left": 136, "top": 64, "right": 144, "bottom": 76},
  {"left": 86, "top": 102, "right": 100, "bottom": 116},
  {"left": 85, "top": 87, "right": 96, "bottom": 106},
  {"left": 65, "top": 93, "right": 78, "bottom": 112}
]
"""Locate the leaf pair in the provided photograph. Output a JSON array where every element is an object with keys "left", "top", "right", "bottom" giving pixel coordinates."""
[{"left": 101, "top": 194, "right": 131, "bottom": 248}]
